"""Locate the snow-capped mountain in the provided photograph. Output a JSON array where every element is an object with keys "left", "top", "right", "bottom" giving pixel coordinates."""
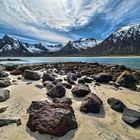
[
  {"left": 0, "top": 35, "right": 63, "bottom": 56},
  {"left": 81, "top": 24, "right": 140, "bottom": 56},
  {"left": 57, "top": 38, "right": 97, "bottom": 55}
]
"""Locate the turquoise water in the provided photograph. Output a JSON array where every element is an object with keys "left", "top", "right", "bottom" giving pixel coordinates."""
[{"left": 0, "top": 57, "right": 140, "bottom": 70}]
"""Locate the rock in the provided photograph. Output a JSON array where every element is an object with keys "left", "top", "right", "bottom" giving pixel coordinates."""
[
  {"left": 107, "top": 98, "right": 126, "bottom": 113},
  {"left": 47, "top": 84, "right": 66, "bottom": 98},
  {"left": 116, "top": 71, "right": 137, "bottom": 91},
  {"left": 42, "top": 72, "right": 55, "bottom": 82},
  {"left": 78, "top": 78, "right": 85, "bottom": 84},
  {"left": 122, "top": 108, "right": 140, "bottom": 128},
  {"left": 83, "top": 77, "right": 93, "bottom": 83},
  {"left": 0, "top": 79, "right": 11, "bottom": 87},
  {"left": 26, "top": 82, "right": 32, "bottom": 85},
  {"left": 53, "top": 97, "right": 72, "bottom": 105},
  {"left": 95, "top": 73, "right": 112, "bottom": 83},
  {"left": 23, "top": 70, "right": 40, "bottom": 80},
  {"left": 35, "top": 84, "right": 44, "bottom": 89},
  {"left": 80, "top": 93, "right": 102, "bottom": 113},
  {"left": 0, "top": 106, "right": 8, "bottom": 113},
  {"left": 18, "top": 65, "right": 32, "bottom": 72},
  {"left": 17, "top": 77, "right": 22, "bottom": 80},
  {"left": 67, "top": 72, "right": 77, "bottom": 81},
  {"left": 0, "top": 90, "right": 10, "bottom": 102},
  {"left": 0, "top": 71, "right": 9, "bottom": 78},
  {"left": 53, "top": 79, "right": 63, "bottom": 85},
  {"left": 67, "top": 78, "right": 76, "bottom": 85},
  {"left": 43, "top": 81, "right": 55, "bottom": 90},
  {"left": 94, "top": 82, "right": 101, "bottom": 86},
  {"left": 5, "top": 63, "right": 17, "bottom": 71},
  {"left": 71, "top": 84, "right": 91, "bottom": 97},
  {"left": 0, "top": 119, "right": 21, "bottom": 127},
  {"left": 27, "top": 101, "right": 77, "bottom": 136},
  {"left": 10, "top": 70, "right": 22, "bottom": 75},
  {"left": 62, "top": 82, "right": 72, "bottom": 89}
]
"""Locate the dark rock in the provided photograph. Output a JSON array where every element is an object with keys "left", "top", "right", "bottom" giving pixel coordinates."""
[
  {"left": 53, "top": 79, "right": 63, "bottom": 85},
  {"left": 0, "top": 119, "right": 21, "bottom": 127},
  {"left": 107, "top": 98, "right": 126, "bottom": 113},
  {"left": 94, "top": 82, "right": 101, "bottom": 86},
  {"left": 27, "top": 101, "right": 77, "bottom": 136},
  {"left": 116, "top": 71, "right": 137, "bottom": 91},
  {"left": 43, "top": 81, "right": 55, "bottom": 90},
  {"left": 42, "top": 72, "right": 55, "bottom": 82},
  {"left": 80, "top": 93, "right": 102, "bottom": 113},
  {"left": 67, "top": 78, "right": 76, "bottom": 85},
  {"left": 17, "top": 77, "right": 22, "bottom": 80},
  {"left": 26, "top": 82, "right": 32, "bottom": 85},
  {"left": 0, "top": 79, "right": 11, "bottom": 87},
  {"left": 67, "top": 72, "right": 77, "bottom": 81},
  {"left": 10, "top": 69, "right": 22, "bottom": 75},
  {"left": 95, "top": 73, "right": 112, "bottom": 83},
  {"left": 78, "top": 78, "right": 85, "bottom": 84},
  {"left": 35, "top": 84, "right": 44, "bottom": 89},
  {"left": 5, "top": 63, "right": 17, "bottom": 71},
  {"left": 83, "top": 77, "right": 93, "bottom": 83},
  {"left": 0, "top": 90, "right": 10, "bottom": 102},
  {"left": 72, "top": 84, "right": 91, "bottom": 97},
  {"left": 122, "top": 108, "right": 140, "bottom": 128},
  {"left": 47, "top": 84, "right": 66, "bottom": 98},
  {"left": 23, "top": 70, "right": 40, "bottom": 80},
  {"left": 53, "top": 97, "right": 72, "bottom": 105},
  {"left": 0, "top": 71, "right": 9, "bottom": 78},
  {"left": 0, "top": 106, "right": 8, "bottom": 113},
  {"left": 18, "top": 65, "right": 32, "bottom": 72},
  {"left": 62, "top": 82, "right": 72, "bottom": 89}
]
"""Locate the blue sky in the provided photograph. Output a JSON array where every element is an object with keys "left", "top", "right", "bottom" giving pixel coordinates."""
[{"left": 0, "top": 0, "right": 140, "bottom": 44}]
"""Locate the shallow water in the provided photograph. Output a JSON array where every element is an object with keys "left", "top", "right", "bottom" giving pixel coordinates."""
[{"left": 0, "top": 57, "right": 140, "bottom": 70}]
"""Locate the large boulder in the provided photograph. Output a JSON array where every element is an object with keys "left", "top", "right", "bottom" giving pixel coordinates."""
[
  {"left": 95, "top": 73, "right": 112, "bottom": 83},
  {"left": 0, "top": 80, "right": 11, "bottom": 87},
  {"left": 71, "top": 84, "right": 91, "bottom": 97},
  {"left": 10, "top": 70, "right": 22, "bottom": 75},
  {"left": 42, "top": 73, "right": 55, "bottom": 82},
  {"left": 47, "top": 84, "right": 66, "bottom": 98},
  {"left": 116, "top": 71, "right": 137, "bottom": 91},
  {"left": 0, "top": 90, "right": 10, "bottom": 102},
  {"left": 67, "top": 73, "right": 77, "bottom": 81},
  {"left": 27, "top": 101, "right": 78, "bottom": 136},
  {"left": 80, "top": 93, "right": 102, "bottom": 113},
  {"left": 23, "top": 70, "right": 40, "bottom": 80},
  {"left": 122, "top": 108, "right": 140, "bottom": 128},
  {"left": 53, "top": 97, "right": 72, "bottom": 105},
  {"left": 0, "top": 71, "right": 9, "bottom": 78},
  {"left": 107, "top": 98, "right": 126, "bottom": 113},
  {"left": 5, "top": 64, "right": 17, "bottom": 71}
]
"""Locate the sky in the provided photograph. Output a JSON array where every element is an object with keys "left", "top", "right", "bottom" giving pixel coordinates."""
[{"left": 0, "top": 0, "right": 140, "bottom": 44}]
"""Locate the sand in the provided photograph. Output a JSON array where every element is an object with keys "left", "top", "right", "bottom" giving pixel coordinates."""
[{"left": 0, "top": 71, "right": 140, "bottom": 140}]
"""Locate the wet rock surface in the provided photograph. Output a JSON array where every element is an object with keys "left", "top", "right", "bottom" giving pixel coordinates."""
[
  {"left": 95, "top": 73, "right": 113, "bottom": 83},
  {"left": 27, "top": 101, "right": 78, "bottom": 136}
]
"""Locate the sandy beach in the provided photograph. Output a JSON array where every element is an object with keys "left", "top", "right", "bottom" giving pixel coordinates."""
[{"left": 0, "top": 64, "right": 140, "bottom": 140}]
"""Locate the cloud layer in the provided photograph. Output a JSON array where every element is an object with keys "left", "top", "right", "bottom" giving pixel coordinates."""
[{"left": 0, "top": 0, "right": 140, "bottom": 43}]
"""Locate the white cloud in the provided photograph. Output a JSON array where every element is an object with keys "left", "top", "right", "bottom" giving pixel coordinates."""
[{"left": 0, "top": 0, "right": 139, "bottom": 43}]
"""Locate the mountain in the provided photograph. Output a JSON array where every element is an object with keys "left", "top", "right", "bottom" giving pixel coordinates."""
[
  {"left": 0, "top": 35, "right": 63, "bottom": 56},
  {"left": 56, "top": 38, "right": 97, "bottom": 55},
  {"left": 81, "top": 24, "right": 140, "bottom": 56}
]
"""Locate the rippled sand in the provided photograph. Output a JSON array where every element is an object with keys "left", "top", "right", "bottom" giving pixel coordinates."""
[{"left": 0, "top": 71, "right": 140, "bottom": 140}]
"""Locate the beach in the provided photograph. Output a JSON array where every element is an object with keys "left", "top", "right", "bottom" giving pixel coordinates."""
[{"left": 0, "top": 62, "right": 140, "bottom": 140}]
